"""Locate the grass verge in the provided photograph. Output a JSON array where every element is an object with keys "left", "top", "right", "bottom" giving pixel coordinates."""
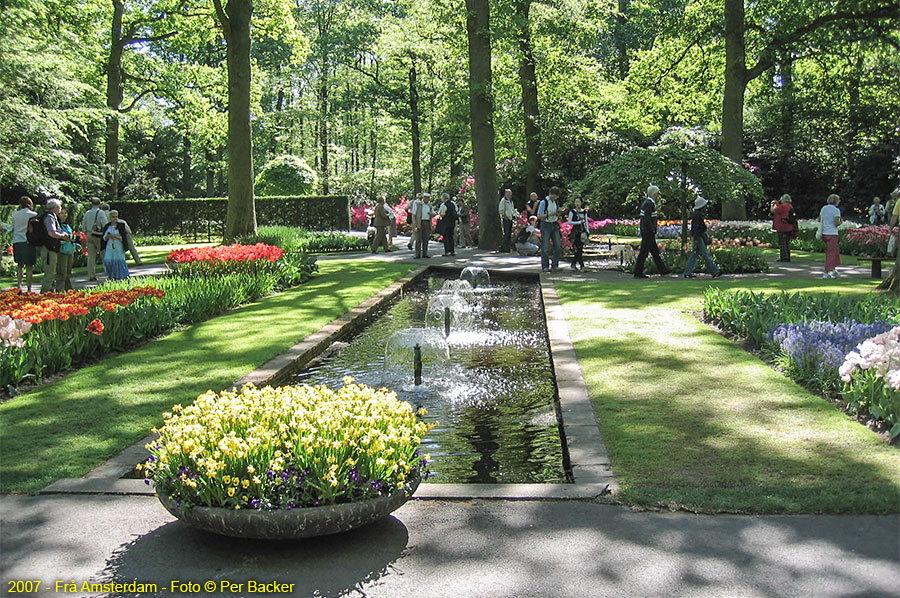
[
  {"left": 557, "top": 276, "right": 900, "bottom": 514},
  {"left": 0, "top": 259, "right": 416, "bottom": 493}
]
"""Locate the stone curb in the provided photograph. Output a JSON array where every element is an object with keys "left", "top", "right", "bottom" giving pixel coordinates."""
[{"left": 43, "top": 266, "right": 618, "bottom": 499}]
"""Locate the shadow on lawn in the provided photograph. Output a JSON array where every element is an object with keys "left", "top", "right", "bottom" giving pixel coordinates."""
[{"left": 0, "top": 261, "right": 418, "bottom": 491}]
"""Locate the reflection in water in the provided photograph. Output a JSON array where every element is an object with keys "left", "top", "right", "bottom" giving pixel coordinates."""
[{"left": 295, "top": 274, "right": 568, "bottom": 484}]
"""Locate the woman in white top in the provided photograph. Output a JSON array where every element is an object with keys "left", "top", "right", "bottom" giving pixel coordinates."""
[
  {"left": 11, "top": 196, "right": 38, "bottom": 291},
  {"left": 819, "top": 194, "right": 842, "bottom": 279}
]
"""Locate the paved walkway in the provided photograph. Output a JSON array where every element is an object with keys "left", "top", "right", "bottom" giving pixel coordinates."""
[{"left": 4, "top": 238, "right": 897, "bottom": 597}]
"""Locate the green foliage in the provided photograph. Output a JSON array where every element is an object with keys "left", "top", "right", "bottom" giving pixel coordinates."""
[
  {"left": 842, "top": 368, "right": 900, "bottom": 441},
  {"left": 255, "top": 155, "right": 319, "bottom": 196},
  {"left": 622, "top": 246, "right": 769, "bottom": 275},
  {"left": 236, "top": 226, "right": 369, "bottom": 253},
  {"left": 113, "top": 196, "right": 350, "bottom": 240},
  {"left": 576, "top": 143, "right": 766, "bottom": 219}
]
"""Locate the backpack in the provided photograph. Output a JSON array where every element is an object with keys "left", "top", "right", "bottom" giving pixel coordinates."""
[
  {"left": 515, "top": 226, "right": 531, "bottom": 245},
  {"left": 406, "top": 208, "right": 413, "bottom": 225},
  {"left": 26, "top": 214, "right": 48, "bottom": 247}
]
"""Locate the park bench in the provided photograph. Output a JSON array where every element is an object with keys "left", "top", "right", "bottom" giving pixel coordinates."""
[{"left": 856, "top": 257, "right": 889, "bottom": 278}]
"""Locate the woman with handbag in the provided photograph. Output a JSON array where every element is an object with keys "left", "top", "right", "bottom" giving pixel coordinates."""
[
  {"left": 567, "top": 196, "right": 589, "bottom": 271},
  {"left": 683, "top": 197, "right": 721, "bottom": 278}
]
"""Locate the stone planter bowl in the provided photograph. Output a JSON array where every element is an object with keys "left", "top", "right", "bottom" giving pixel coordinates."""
[{"left": 157, "top": 476, "right": 420, "bottom": 539}]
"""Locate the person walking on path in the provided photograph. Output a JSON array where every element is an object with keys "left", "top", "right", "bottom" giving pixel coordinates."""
[
  {"left": 370, "top": 196, "right": 392, "bottom": 253},
  {"left": 770, "top": 194, "right": 797, "bottom": 262},
  {"left": 101, "top": 210, "right": 131, "bottom": 280},
  {"left": 568, "top": 197, "right": 588, "bottom": 271},
  {"left": 39, "top": 199, "right": 71, "bottom": 294},
  {"left": 385, "top": 198, "right": 397, "bottom": 246},
  {"left": 819, "top": 194, "right": 843, "bottom": 279},
  {"left": 413, "top": 192, "right": 435, "bottom": 258},
  {"left": 81, "top": 197, "right": 108, "bottom": 281},
  {"left": 537, "top": 186, "right": 563, "bottom": 272},
  {"left": 634, "top": 185, "right": 671, "bottom": 278},
  {"left": 407, "top": 193, "right": 422, "bottom": 250},
  {"left": 498, "top": 189, "right": 517, "bottom": 253},
  {"left": 438, "top": 193, "right": 458, "bottom": 256},
  {"left": 456, "top": 197, "right": 473, "bottom": 248},
  {"left": 11, "top": 196, "right": 37, "bottom": 292},
  {"left": 683, "top": 197, "right": 721, "bottom": 278},
  {"left": 55, "top": 206, "right": 79, "bottom": 292}
]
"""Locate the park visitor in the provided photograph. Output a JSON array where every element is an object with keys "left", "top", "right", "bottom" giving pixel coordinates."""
[
  {"left": 498, "top": 189, "right": 517, "bottom": 253},
  {"left": 370, "top": 196, "right": 392, "bottom": 253},
  {"left": 102, "top": 210, "right": 131, "bottom": 280},
  {"left": 39, "top": 198, "right": 71, "bottom": 294},
  {"left": 407, "top": 192, "right": 422, "bottom": 250},
  {"left": 567, "top": 196, "right": 588, "bottom": 271},
  {"left": 55, "top": 206, "right": 79, "bottom": 292},
  {"left": 633, "top": 185, "right": 671, "bottom": 278},
  {"left": 515, "top": 215, "right": 541, "bottom": 256},
  {"left": 770, "top": 194, "right": 797, "bottom": 262},
  {"left": 414, "top": 192, "right": 434, "bottom": 259},
  {"left": 819, "top": 194, "right": 842, "bottom": 279},
  {"left": 683, "top": 196, "right": 721, "bottom": 279},
  {"left": 456, "top": 197, "right": 473, "bottom": 248},
  {"left": 81, "top": 197, "right": 108, "bottom": 281},
  {"left": 437, "top": 192, "right": 458, "bottom": 256},
  {"left": 525, "top": 191, "right": 540, "bottom": 217},
  {"left": 869, "top": 197, "right": 886, "bottom": 225},
  {"left": 11, "top": 196, "right": 37, "bottom": 292},
  {"left": 537, "top": 186, "right": 562, "bottom": 272}
]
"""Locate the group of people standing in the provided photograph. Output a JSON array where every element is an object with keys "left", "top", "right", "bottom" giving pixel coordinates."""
[
  {"left": 499, "top": 187, "right": 589, "bottom": 273},
  {"left": 9, "top": 196, "right": 139, "bottom": 293},
  {"left": 370, "top": 192, "right": 474, "bottom": 259}
]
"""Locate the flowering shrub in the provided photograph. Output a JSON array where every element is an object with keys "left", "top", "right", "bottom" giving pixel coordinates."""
[
  {"left": 840, "top": 327, "right": 900, "bottom": 439},
  {"left": 167, "top": 243, "right": 284, "bottom": 265},
  {"left": 769, "top": 320, "right": 895, "bottom": 392},
  {"left": 142, "top": 380, "right": 432, "bottom": 510},
  {"left": 840, "top": 225, "right": 893, "bottom": 257},
  {"left": 350, "top": 205, "right": 370, "bottom": 231}
]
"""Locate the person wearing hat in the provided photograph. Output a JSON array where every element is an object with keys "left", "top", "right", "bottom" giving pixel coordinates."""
[{"left": 683, "top": 196, "right": 721, "bottom": 278}]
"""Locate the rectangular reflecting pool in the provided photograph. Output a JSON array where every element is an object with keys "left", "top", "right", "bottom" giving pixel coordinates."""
[{"left": 294, "top": 270, "right": 571, "bottom": 484}]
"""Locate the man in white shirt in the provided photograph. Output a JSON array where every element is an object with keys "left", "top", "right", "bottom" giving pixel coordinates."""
[
  {"left": 498, "top": 188, "right": 517, "bottom": 252},
  {"left": 11, "top": 196, "right": 38, "bottom": 291},
  {"left": 413, "top": 192, "right": 434, "bottom": 258},
  {"left": 81, "top": 197, "right": 108, "bottom": 281}
]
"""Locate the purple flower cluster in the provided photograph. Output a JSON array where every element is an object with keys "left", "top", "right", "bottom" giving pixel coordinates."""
[{"left": 769, "top": 319, "right": 896, "bottom": 381}]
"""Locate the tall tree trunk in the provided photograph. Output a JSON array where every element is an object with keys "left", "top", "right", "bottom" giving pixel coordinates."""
[
  {"left": 615, "top": 0, "right": 629, "bottom": 79},
  {"left": 409, "top": 64, "right": 422, "bottom": 196},
  {"left": 877, "top": 254, "right": 899, "bottom": 294},
  {"left": 721, "top": 0, "right": 747, "bottom": 220},
  {"left": 105, "top": 0, "right": 125, "bottom": 202},
  {"left": 319, "top": 59, "right": 330, "bottom": 194},
  {"left": 370, "top": 123, "right": 377, "bottom": 201},
  {"left": 466, "top": 0, "right": 500, "bottom": 249},
  {"left": 215, "top": 0, "right": 257, "bottom": 242},
  {"left": 205, "top": 147, "right": 216, "bottom": 197},
  {"left": 181, "top": 134, "right": 192, "bottom": 197},
  {"left": 514, "top": 0, "right": 542, "bottom": 197}
]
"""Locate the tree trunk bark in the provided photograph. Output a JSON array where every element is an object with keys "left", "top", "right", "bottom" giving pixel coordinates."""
[
  {"left": 514, "top": 0, "right": 542, "bottom": 197},
  {"left": 409, "top": 64, "right": 422, "bottom": 196},
  {"left": 721, "top": 0, "right": 747, "bottom": 220},
  {"left": 217, "top": 0, "right": 257, "bottom": 242},
  {"left": 615, "top": 0, "right": 629, "bottom": 80},
  {"left": 319, "top": 58, "right": 330, "bottom": 194},
  {"left": 105, "top": 0, "right": 125, "bottom": 202},
  {"left": 181, "top": 134, "right": 192, "bottom": 197},
  {"left": 466, "top": 0, "right": 500, "bottom": 249}
]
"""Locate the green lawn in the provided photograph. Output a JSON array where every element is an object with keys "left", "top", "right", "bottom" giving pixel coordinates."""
[
  {"left": 0, "top": 259, "right": 416, "bottom": 492},
  {"left": 556, "top": 277, "right": 900, "bottom": 514}
]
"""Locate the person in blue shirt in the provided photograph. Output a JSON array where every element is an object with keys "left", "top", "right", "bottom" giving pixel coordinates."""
[
  {"left": 537, "top": 186, "right": 563, "bottom": 272},
  {"left": 55, "top": 206, "right": 80, "bottom": 291}
]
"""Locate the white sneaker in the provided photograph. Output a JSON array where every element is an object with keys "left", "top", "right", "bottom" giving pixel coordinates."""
[
  {"left": 822, "top": 272, "right": 834, "bottom": 279},
  {"left": 831, "top": 270, "right": 841, "bottom": 278}
]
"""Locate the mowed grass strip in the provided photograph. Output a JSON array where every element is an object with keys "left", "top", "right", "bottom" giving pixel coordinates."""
[
  {"left": 0, "top": 259, "right": 416, "bottom": 493},
  {"left": 557, "top": 277, "right": 900, "bottom": 514}
]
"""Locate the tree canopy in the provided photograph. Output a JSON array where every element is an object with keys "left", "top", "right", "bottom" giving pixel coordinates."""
[{"left": 2, "top": 0, "right": 897, "bottom": 222}]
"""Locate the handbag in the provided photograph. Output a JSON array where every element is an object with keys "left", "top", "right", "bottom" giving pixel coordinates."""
[
  {"left": 580, "top": 231, "right": 588, "bottom": 244},
  {"left": 815, "top": 220, "right": 823, "bottom": 240},
  {"left": 888, "top": 233, "right": 897, "bottom": 257}
]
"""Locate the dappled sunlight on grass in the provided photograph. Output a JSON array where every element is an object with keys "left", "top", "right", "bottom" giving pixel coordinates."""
[
  {"left": 0, "top": 259, "right": 417, "bottom": 493},
  {"left": 557, "top": 280, "right": 900, "bottom": 513}
]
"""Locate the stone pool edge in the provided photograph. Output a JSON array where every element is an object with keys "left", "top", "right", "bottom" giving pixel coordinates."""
[{"left": 42, "top": 268, "right": 618, "bottom": 502}]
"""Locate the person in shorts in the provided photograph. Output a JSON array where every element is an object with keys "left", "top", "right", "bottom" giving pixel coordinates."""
[{"left": 11, "top": 196, "right": 38, "bottom": 292}]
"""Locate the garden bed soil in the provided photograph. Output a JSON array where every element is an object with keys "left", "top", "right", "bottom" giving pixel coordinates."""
[{"left": 692, "top": 308, "right": 898, "bottom": 446}]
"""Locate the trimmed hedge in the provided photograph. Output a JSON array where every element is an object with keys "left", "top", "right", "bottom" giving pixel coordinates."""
[{"left": 113, "top": 196, "right": 350, "bottom": 241}]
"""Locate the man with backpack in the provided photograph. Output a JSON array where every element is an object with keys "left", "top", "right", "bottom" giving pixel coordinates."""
[
  {"left": 38, "top": 199, "right": 75, "bottom": 294},
  {"left": 11, "top": 196, "right": 38, "bottom": 292},
  {"left": 81, "top": 197, "right": 108, "bottom": 281},
  {"left": 537, "top": 187, "right": 563, "bottom": 272}
]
